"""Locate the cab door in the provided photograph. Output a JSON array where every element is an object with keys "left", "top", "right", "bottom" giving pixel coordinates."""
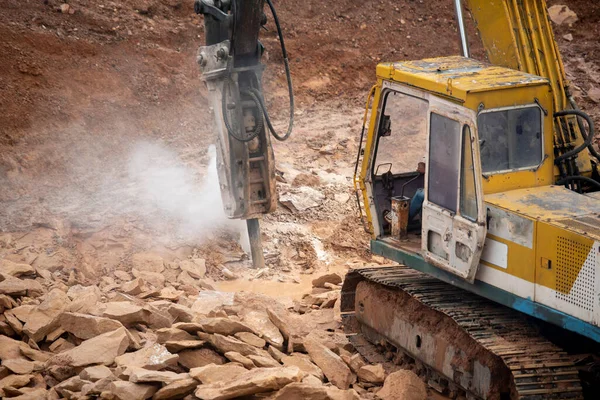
[{"left": 421, "top": 103, "right": 486, "bottom": 283}]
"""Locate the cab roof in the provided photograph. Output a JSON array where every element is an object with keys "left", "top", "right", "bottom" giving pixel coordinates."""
[{"left": 377, "top": 56, "right": 549, "bottom": 102}]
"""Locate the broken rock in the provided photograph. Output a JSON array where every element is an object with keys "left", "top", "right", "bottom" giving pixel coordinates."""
[
  {"left": 0, "top": 260, "right": 35, "bottom": 278},
  {"left": 224, "top": 352, "right": 255, "bottom": 369},
  {"left": 0, "top": 274, "right": 43, "bottom": 298},
  {"left": 282, "top": 353, "right": 324, "bottom": 380},
  {"left": 1, "top": 359, "right": 35, "bottom": 375},
  {"left": 165, "top": 340, "right": 206, "bottom": 353},
  {"left": 107, "top": 380, "right": 158, "bottom": 400},
  {"left": 247, "top": 354, "right": 280, "bottom": 368},
  {"left": 194, "top": 366, "right": 304, "bottom": 400},
  {"left": 100, "top": 301, "right": 146, "bottom": 327},
  {"left": 357, "top": 364, "right": 385, "bottom": 384},
  {"left": 239, "top": 310, "right": 284, "bottom": 350},
  {"left": 127, "top": 366, "right": 189, "bottom": 384},
  {"left": 209, "top": 334, "right": 262, "bottom": 357},
  {"left": 153, "top": 377, "right": 198, "bottom": 400},
  {"left": 179, "top": 259, "right": 207, "bottom": 279},
  {"left": 304, "top": 337, "right": 355, "bottom": 390},
  {"left": 22, "top": 289, "right": 70, "bottom": 341},
  {"left": 178, "top": 348, "right": 226, "bottom": 369},
  {"left": 234, "top": 332, "right": 266, "bottom": 348},
  {"left": 273, "top": 382, "right": 360, "bottom": 400},
  {"left": 199, "top": 318, "right": 254, "bottom": 336},
  {"left": 59, "top": 312, "right": 124, "bottom": 340},
  {"left": 79, "top": 365, "right": 113, "bottom": 382},
  {"left": 48, "top": 327, "right": 129, "bottom": 367},
  {"left": 312, "top": 273, "right": 343, "bottom": 288},
  {"left": 121, "top": 278, "right": 147, "bottom": 295},
  {"left": 548, "top": 5, "right": 578, "bottom": 26},
  {"left": 190, "top": 363, "right": 247, "bottom": 384},
  {"left": 115, "top": 343, "right": 178, "bottom": 370},
  {"left": 376, "top": 369, "right": 427, "bottom": 400},
  {"left": 156, "top": 327, "right": 196, "bottom": 343}
]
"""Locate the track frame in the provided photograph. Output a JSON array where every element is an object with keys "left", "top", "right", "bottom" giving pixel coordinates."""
[{"left": 370, "top": 239, "right": 600, "bottom": 343}]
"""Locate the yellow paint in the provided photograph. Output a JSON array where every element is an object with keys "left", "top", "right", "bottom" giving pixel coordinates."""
[
  {"left": 376, "top": 56, "right": 548, "bottom": 104},
  {"left": 482, "top": 233, "right": 536, "bottom": 284},
  {"left": 466, "top": 0, "right": 592, "bottom": 176},
  {"left": 535, "top": 222, "right": 594, "bottom": 293},
  {"left": 485, "top": 186, "right": 600, "bottom": 223},
  {"left": 354, "top": 85, "right": 377, "bottom": 234}
]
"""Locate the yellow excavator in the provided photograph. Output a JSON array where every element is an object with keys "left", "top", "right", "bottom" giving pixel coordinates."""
[
  {"left": 194, "top": 0, "right": 600, "bottom": 397},
  {"left": 342, "top": 0, "right": 600, "bottom": 398}
]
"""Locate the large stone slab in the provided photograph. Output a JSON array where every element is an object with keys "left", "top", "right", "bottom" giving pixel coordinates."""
[
  {"left": 47, "top": 327, "right": 129, "bottom": 367},
  {"left": 189, "top": 364, "right": 247, "bottom": 384},
  {"left": 0, "top": 260, "right": 35, "bottom": 277},
  {"left": 311, "top": 273, "right": 342, "bottom": 288},
  {"left": 127, "top": 366, "right": 189, "bottom": 384},
  {"left": 0, "top": 275, "right": 43, "bottom": 298},
  {"left": 107, "top": 380, "right": 158, "bottom": 400},
  {"left": 99, "top": 302, "right": 147, "bottom": 327},
  {"left": 272, "top": 382, "right": 360, "bottom": 400},
  {"left": 282, "top": 353, "right": 324, "bottom": 380},
  {"left": 59, "top": 312, "right": 124, "bottom": 340},
  {"left": 208, "top": 334, "right": 262, "bottom": 357},
  {"left": 153, "top": 377, "right": 198, "bottom": 400},
  {"left": 194, "top": 366, "right": 304, "bottom": 400},
  {"left": 114, "top": 343, "right": 178, "bottom": 370},
  {"left": 199, "top": 318, "right": 254, "bottom": 336},
  {"left": 357, "top": 364, "right": 385, "bottom": 384},
  {"left": 178, "top": 348, "right": 226, "bottom": 369},
  {"left": 22, "top": 289, "right": 70, "bottom": 341},
  {"left": 376, "top": 369, "right": 427, "bottom": 400},
  {"left": 303, "top": 337, "right": 355, "bottom": 390}
]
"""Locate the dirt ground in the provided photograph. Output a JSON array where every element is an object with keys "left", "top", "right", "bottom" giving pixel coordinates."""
[{"left": 1, "top": 0, "right": 600, "bottom": 398}]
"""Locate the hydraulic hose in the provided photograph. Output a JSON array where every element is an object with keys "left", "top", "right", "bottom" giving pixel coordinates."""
[
  {"left": 221, "top": 0, "right": 294, "bottom": 143},
  {"left": 263, "top": 0, "right": 294, "bottom": 141},
  {"left": 221, "top": 78, "right": 265, "bottom": 143},
  {"left": 554, "top": 109, "right": 595, "bottom": 163},
  {"left": 556, "top": 176, "right": 600, "bottom": 191},
  {"left": 568, "top": 96, "right": 600, "bottom": 162}
]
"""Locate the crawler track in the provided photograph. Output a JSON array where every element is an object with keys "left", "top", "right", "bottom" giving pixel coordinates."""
[{"left": 341, "top": 266, "right": 584, "bottom": 399}]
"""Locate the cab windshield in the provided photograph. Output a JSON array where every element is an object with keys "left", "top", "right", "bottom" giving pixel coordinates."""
[{"left": 477, "top": 106, "right": 543, "bottom": 174}]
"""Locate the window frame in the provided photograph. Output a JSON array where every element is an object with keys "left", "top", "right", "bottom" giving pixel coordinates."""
[
  {"left": 476, "top": 103, "right": 545, "bottom": 176},
  {"left": 460, "top": 124, "right": 478, "bottom": 222},
  {"left": 424, "top": 104, "right": 479, "bottom": 224},
  {"left": 428, "top": 112, "right": 461, "bottom": 214},
  {"left": 371, "top": 88, "right": 430, "bottom": 179}
]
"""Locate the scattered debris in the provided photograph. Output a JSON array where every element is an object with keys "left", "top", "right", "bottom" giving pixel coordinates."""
[{"left": 548, "top": 5, "right": 578, "bottom": 26}]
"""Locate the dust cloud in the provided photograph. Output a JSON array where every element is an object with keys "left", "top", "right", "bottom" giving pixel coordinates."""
[{"left": 127, "top": 142, "right": 249, "bottom": 248}]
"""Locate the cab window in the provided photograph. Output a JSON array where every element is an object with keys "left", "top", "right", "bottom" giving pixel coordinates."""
[
  {"left": 374, "top": 90, "right": 428, "bottom": 175},
  {"left": 428, "top": 113, "right": 460, "bottom": 213},
  {"left": 477, "top": 106, "right": 542, "bottom": 174}
]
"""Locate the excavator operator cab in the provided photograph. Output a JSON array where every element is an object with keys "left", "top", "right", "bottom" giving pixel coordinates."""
[{"left": 363, "top": 56, "right": 556, "bottom": 282}]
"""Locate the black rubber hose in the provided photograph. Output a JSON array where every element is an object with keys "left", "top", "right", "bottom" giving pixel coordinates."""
[
  {"left": 556, "top": 176, "right": 600, "bottom": 191},
  {"left": 262, "top": 0, "right": 294, "bottom": 141},
  {"left": 554, "top": 109, "right": 595, "bottom": 163},
  {"left": 221, "top": 79, "right": 264, "bottom": 143},
  {"left": 568, "top": 97, "right": 600, "bottom": 162}
]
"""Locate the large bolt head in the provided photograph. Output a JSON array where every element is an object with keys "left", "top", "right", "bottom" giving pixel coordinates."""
[{"left": 197, "top": 52, "right": 207, "bottom": 66}]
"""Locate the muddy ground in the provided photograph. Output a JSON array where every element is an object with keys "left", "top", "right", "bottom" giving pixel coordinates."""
[{"left": 0, "top": 0, "right": 599, "bottom": 399}]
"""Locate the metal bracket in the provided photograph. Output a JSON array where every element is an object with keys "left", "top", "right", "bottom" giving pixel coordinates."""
[{"left": 197, "top": 40, "right": 230, "bottom": 80}]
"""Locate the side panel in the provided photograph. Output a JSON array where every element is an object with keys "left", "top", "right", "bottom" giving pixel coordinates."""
[
  {"left": 475, "top": 205, "right": 536, "bottom": 301},
  {"left": 535, "top": 222, "right": 600, "bottom": 325}
]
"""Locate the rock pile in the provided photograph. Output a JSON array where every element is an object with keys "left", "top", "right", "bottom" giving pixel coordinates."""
[{"left": 0, "top": 257, "right": 427, "bottom": 399}]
